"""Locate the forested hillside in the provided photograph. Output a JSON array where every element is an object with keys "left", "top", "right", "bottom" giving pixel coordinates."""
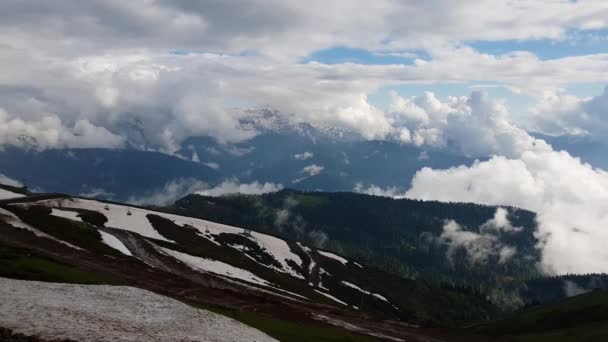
[{"left": 169, "top": 190, "right": 541, "bottom": 294}]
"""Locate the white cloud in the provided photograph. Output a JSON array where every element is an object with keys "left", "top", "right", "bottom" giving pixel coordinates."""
[
  {"left": 196, "top": 179, "right": 283, "bottom": 197},
  {"left": 294, "top": 152, "right": 314, "bottom": 160},
  {"left": 2, "top": 3, "right": 608, "bottom": 152},
  {"left": 406, "top": 148, "right": 608, "bottom": 274},
  {"left": 354, "top": 183, "right": 405, "bottom": 198},
  {"left": 480, "top": 208, "right": 523, "bottom": 234},
  {"left": 78, "top": 187, "right": 115, "bottom": 200},
  {"left": 302, "top": 164, "right": 324, "bottom": 176},
  {"left": 388, "top": 91, "right": 551, "bottom": 157},
  {"left": 438, "top": 217, "right": 518, "bottom": 265},
  {"left": 3, "top": 1, "right": 608, "bottom": 60},
  {"left": 529, "top": 86, "right": 608, "bottom": 140},
  {"left": 0, "top": 109, "right": 125, "bottom": 150}
]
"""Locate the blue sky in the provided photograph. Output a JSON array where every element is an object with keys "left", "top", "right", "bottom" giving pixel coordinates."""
[
  {"left": 303, "top": 29, "right": 608, "bottom": 115},
  {"left": 302, "top": 47, "right": 422, "bottom": 65}
]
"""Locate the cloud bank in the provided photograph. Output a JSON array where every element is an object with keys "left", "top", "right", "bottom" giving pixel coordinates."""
[
  {"left": 407, "top": 148, "right": 608, "bottom": 274},
  {"left": 2, "top": 2, "right": 608, "bottom": 152}
]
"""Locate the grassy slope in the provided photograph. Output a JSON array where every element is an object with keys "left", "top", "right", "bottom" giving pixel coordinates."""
[
  {"left": 192, "top": 302, "right": 375, "bottom": 342},
  {"left": 474, "top": 290, "right": 608, "bottom": 341},
  {"left": 0, "top": 243, "right": 115, "bottom": 284}
]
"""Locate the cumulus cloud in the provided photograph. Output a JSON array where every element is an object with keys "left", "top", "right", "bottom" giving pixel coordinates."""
[
  {"left": 407, "top": 148, "right": 608, "bottom": 274},
  {"left": 480, "top": 208, "right": 523, "bottom": 234},
  {"left": 388, "top": 91, "right": 551, "bottom": 157},
  {"left": 3, "top": 1, "right": 608, "bottom": 60},
  {"left": 196, "top": 179, "right": 283, "bottom": 197},
  {"left": 293, "top": 164, "right": 324, "bottom": 183},
  {"left": 302, "top": 164, "right": 324, "bottom": 176},
  {"left": 438, "top": 218, "right": 518, "bottom": 265},
  {"left": 2, "top": 2, "right": 608, "bottom": 152},
  {"left": 0, "top": 173, "right": 22, "bottom": 187},
  {"left": 294, "top": 152, "right": 314, "bottom": 160},
  {"left": 0, "top": 109, "right": 125, "bottom": 150},
  {"left": 530, "top": 86, "right": 608, "bottom": 140}
]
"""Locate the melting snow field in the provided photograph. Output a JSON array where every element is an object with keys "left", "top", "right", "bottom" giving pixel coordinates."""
[
  {"left": 0, "top": 277, "right": 278, "bottom": 342},
  {"left": 25, "top": 198, "right": 304, "bottom": 279},
  {"left": 158, "top": 246, "right": 271, "bottom": 287},
  {"left": 0, "top": 188, "right": 24, "bottom": 200}
]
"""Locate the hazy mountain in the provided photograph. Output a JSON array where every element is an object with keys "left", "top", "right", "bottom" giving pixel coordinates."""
[
  {"left": 0, "top": 147, "right": 220, "bottom": 200},
  {"left": 0, "top": 119, "right": 472, "bottom": 201}
]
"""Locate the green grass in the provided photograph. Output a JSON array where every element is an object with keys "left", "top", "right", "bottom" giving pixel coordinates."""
[
  {"left": 188, "top": 302, "right": 375, "bottom": 342},
  {"left": 474, "top": 290, "right": 608, "bottom": 342},
  {"left": 0, "top": 243, "right": 114, "bottom": 284}
]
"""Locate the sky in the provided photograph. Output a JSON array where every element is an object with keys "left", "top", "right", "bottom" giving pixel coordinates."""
[
  {"left": 0, "top": 0, "right": 607, "bottom": 151},
  {"left": 2, "top": 0, "right": 608, "bottom": 274}
]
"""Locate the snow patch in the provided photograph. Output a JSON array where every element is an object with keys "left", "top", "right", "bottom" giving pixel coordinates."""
[
  {"left": 297, "top": 242, "right": 316, "bottom": 275},
  {"left": 51, "top": 208, "right": 82, "bottom": 222},
  {"left": 0, "top": 277, "right": 277, "bottom": 342},
  {"left": 248, "top": 233, "right": 303, "bottom": 279},
  {"left": 158, "top": 246, "right": 272, "bottom": 287},
  {"left": 22, "top": 198, "right": 174, "bottom": 243},
  {"left": 318, "top": 250, "right": 348, "bottom": 265},
  {"left": 341, "top": 281, "right": 391, "bottom": 304},
  {"left": 0, "top": 188, "right": 24, "bottom": 200},
  {"left": 99, "top": 231, "right": 132, "bottom": 256},
  {"left": 314, "top": 289, "right": 348, "bottom": 306},
  {"left": 25, "top": 198, "right": 305, "bottom": 279},
  {"left": 0, "top": 208, "right": 84, "bottom": 251}
]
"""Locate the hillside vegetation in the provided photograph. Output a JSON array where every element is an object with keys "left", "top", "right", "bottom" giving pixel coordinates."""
[
  {"left": 171, "top": 190, "right": 541, "bottom": 292},
  {"left": 473, "top": 290, "right": 608, "bottom": 341}
]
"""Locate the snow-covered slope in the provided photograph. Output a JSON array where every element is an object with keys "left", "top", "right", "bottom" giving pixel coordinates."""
[
  {"left": 0, "top": 188, "right": 25, "bottom": 200},
  {"left": 0, "top": 208, "right": 84, "bottom": 250},
  {"left": 4, "top": 195, "right": 402, "bottom": 325},
  {"left": 0, "top": 277, "right": 277, "bottom": 342},
  {"left": 157, "top": 246, "right": 272, "bottom": 287},
  {"left": 19, "top": 197, "right": 304, "bottom": 279},
  {"left": 0, "top": 194, "right": 433, "bottom": 342},
  {"left": 99, "top": 230, "right": 132, "bottom": 256}
]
